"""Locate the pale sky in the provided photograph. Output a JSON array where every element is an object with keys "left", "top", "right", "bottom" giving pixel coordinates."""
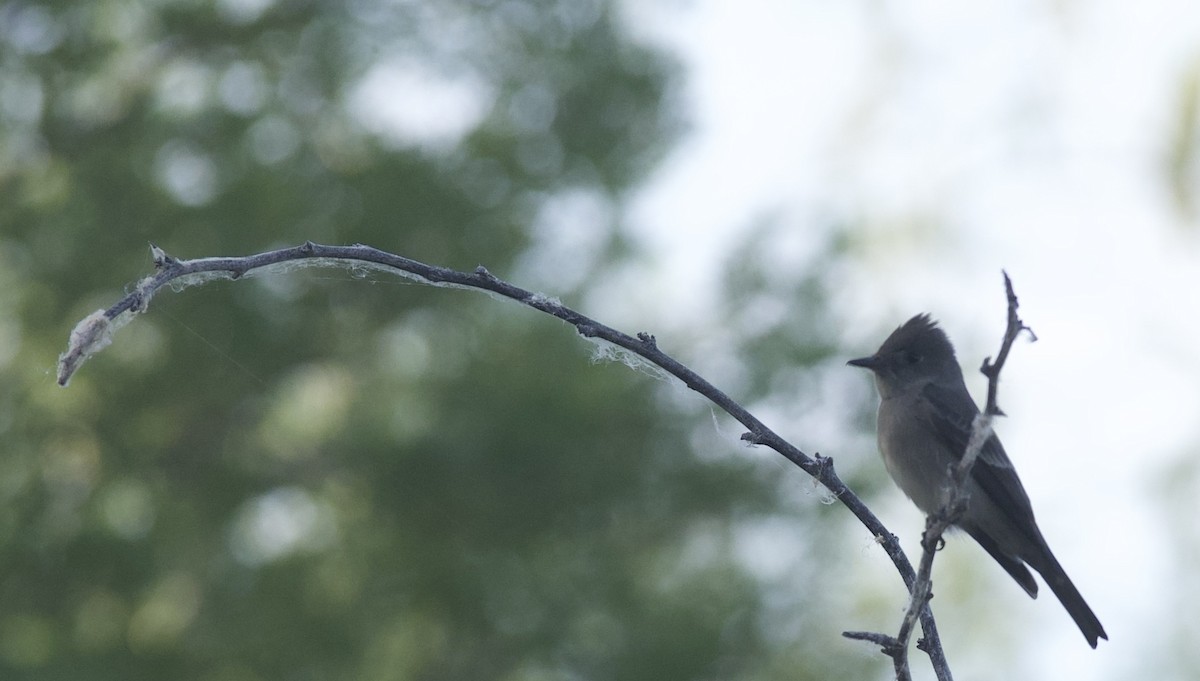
[{"left": 626, "top": 0, "right": 1200, "bottom": 678}]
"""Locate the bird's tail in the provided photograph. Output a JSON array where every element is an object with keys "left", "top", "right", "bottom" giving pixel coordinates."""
[{"left": 1032, "top": 550, "right": 1107, "bottom": 648}]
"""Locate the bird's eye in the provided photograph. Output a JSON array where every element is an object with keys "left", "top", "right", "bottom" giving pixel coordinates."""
[{"left": 903, "top": 351, "right": 921, "bottom": 365}]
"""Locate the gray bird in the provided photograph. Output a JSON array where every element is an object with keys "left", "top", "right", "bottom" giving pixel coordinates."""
[{"left": 848, "top": 314, "right": 1106, "bottom": 647}]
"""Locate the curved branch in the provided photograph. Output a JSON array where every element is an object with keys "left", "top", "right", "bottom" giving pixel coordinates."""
[{"left": 57, "top": 242, "right": 952, "bottom": 678}]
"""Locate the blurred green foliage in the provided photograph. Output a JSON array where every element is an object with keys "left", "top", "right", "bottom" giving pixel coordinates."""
[
  {"left": 1168, "top": 54, "right": 1200, "bottom": 222},
  {"left": 0, "top": 0, "right": 883, "bottom": 679}
]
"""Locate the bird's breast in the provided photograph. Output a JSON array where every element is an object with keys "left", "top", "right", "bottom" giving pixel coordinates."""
[{"left": 876, "top": 397, "right": 956, "bottom": 515}]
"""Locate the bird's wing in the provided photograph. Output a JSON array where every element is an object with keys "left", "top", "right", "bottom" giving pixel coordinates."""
[{"left": 920, "top": 381, "right": 1036, "bottom": 525}]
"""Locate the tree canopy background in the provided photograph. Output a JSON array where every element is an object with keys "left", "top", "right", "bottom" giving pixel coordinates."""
[{"left": 0, "top": 1, "right": 884, "bottom": 679}]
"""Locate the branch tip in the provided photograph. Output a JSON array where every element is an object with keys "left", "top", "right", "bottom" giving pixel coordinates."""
[
  {"left": 843, "top": 630, "right": 902, "bottom": 654},
  {"left": 149, "top": 243, "right": 175, "bottom": 269},
  {"left": 57, "top": 309, "right": 114, "bottom": 386}
]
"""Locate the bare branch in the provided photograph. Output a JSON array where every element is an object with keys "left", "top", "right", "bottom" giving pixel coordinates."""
[
  {"left": 843, "top": 630, "right": 907, "bottom": 679},
  {"left": 980, "top": 270, "right": 1036, "bottom": 417},
  {"left": 58, "top": 242, "right": 952, "bottom": 675}
]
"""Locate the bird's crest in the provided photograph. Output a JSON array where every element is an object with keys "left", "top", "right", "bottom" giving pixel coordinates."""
[{"left": 876, "top": 313, "right": 956, "bottom": 360}]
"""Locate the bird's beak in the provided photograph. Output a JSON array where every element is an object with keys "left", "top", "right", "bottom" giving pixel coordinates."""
[{"left": 847, "top": 355, "right": 879, "bottom": 370}]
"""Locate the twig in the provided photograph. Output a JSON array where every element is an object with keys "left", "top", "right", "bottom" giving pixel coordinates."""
[
  {"left": 980, "top": 271, "right": 1036, "bottom": 417},
  {"left": 58, "top": 242, "right": 953, "bottom": 677}
]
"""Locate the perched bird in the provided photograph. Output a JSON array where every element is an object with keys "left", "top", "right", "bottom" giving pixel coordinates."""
[{"left": 848, "top": 314, "right": 1106, "bottom": 647}]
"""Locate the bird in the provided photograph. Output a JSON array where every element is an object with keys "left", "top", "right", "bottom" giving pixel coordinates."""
[{"left": 847, "top": 313, "right": 1107, "bottom": 647}]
